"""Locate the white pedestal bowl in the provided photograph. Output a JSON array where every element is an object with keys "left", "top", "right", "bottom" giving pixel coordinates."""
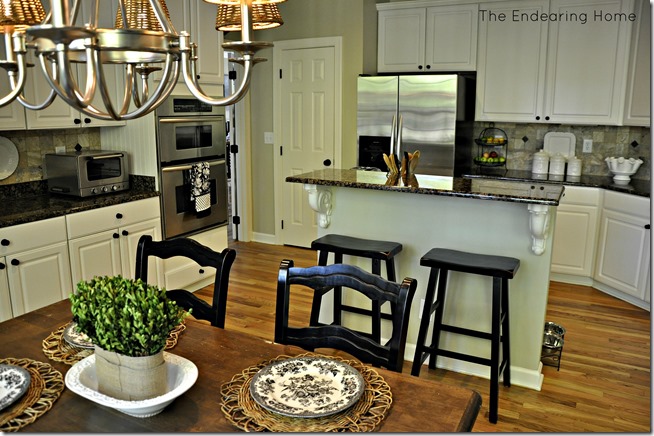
[{"left": 605, "top": 157, "right": 643, "bottom": 185}]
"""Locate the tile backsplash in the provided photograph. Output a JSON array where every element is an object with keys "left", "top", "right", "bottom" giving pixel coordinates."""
[
  {"left": 474, "top": 122, "right": 651, "bottom": 181},
  {"left": 0, "top": 128, "right": 101, "bottom": 185}
]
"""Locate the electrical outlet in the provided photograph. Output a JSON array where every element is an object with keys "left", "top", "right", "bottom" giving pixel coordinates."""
[
  {"left": 264, "top": 132, "right": 274, "bottom": 144},
  {"left": 582, "top": 139, "right": 593, "bottom": 153},
  {"left": 55, "top": 146, "right": 66, "bottom": 154}
]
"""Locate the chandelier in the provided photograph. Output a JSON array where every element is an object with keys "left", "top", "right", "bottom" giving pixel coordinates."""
[{"left": 0, "top": 0, "right": 285, "bottom": 121}]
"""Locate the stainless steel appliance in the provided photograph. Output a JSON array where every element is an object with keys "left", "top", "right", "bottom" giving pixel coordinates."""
[
  {"left": 44, "top": 150, "right": 129, "bottom": 197},
  {"left": 156, "top": 95, "right": 229, "bottom": 239},
  {"left": 156, "top": 95, "right": 227, "bottom": 165},
  {"left": 357, "top": 74, "right": 475, "bottom": 176}
]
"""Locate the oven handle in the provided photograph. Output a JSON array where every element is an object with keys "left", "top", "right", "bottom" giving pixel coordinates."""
[
  {"left": 158, "top": 117, "right": 224, "bottom": 124},
  {"left": 161, "top": 159, "right": 225, "bottom": 172},
  {"left": 86, "top": 153, "right": 124, "bottom": 160}
]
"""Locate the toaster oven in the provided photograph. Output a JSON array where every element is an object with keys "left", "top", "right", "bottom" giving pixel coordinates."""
[{"left": 45, "top": 151, "right": 129, "bottom": 197}]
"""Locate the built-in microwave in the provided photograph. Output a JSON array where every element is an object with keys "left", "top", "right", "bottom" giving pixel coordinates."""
[
  {"left": 45, "top": 151, "right": 129, "bottom": 197},
  {"left": 155, "top": 95, "right": 227, "bottom": 165}
]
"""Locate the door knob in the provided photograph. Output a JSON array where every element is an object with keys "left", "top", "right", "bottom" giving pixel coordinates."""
[{"left": 323, "top": 159, "right": 332, "bottom": 167}]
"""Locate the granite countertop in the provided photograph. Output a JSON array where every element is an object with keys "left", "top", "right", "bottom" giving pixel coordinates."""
[
  {"left": 286, "top": 169, "right": 565, "bottom": 206},
  {"left": 464, "top": 169, "right": 651, "bottom": 198},
  {"left": 0, "top": 177, "right": 159, "bottom": 228}
]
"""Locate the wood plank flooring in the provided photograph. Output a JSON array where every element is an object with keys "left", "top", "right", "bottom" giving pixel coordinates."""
[{"left": 195, "top": 240, "right": 651, "bottom": 432}]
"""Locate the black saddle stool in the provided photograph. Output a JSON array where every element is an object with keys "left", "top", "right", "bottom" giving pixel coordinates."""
[
  {"left": 310, "top": 234, "right": 403, "bottom": 343},
  {"left": 411, "top": 248, "right": 520, "bottom": 424}
]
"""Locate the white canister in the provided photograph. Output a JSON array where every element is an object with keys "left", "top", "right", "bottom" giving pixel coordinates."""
[
  {"left": 567, "top": 156, "right": 582, "bottom": 177},
  {"left": 549, "top": 153, "right": 566, "bottom": 176},
  {"left": 532, "top": 150, "right": 550, "bottom": 174}
]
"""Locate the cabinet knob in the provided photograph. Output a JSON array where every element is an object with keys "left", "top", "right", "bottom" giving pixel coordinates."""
[
  {"left": 74, "top": 118, "right": 81, "bottom": 124},
  {"left": 418, "top": 65, "right": 423, "bottom": 70},
  {"left": 545, "top": 116, "right": 550, "bottom": 121},
  {"left": 323, "top": 159, "right": 332, "bottom": 167},
  {"left": 0, "top": 262, "right": 5, "bottom": 270},
  {"left": 113, "top": 233, "right": 120, "bottom": 239},
  {"left": 84, "top": 118, "right": 91, "bottom": 124},
  {"left": 425, "top": 64, "right": 431, "bottom": 70},
  {"left": 199, "top": 269, "right": 205, "bottom": 274},
  {"left": 1, "top": 238, "right": 9, "bottom": 246},
  {"left": 645, "top": 224, "right": 650, "bottom": 230},
  {"left": 535, "top": 116, "right": 541, "bottom": 121},
  {"left": 196, "top": 75, "right": 200, "bottom": 80},
  {"left": 10, "top": 259, "right": 19, "bottom": 266},
  {"left": 122, "top": 230, "right": 129, "bottom": 236},
  {"left": 116, "top": 213, "right": 123, "bottom": 219}
]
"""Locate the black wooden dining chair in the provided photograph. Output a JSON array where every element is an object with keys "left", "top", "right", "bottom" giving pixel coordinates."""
[
  {"left": 274, "top": 259, "right": 417, "bottom": 372},
  {"left": 134, "top": 235, "right": 237, "bottom": 328}
]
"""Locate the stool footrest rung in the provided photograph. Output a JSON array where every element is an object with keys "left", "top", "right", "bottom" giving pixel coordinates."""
[
  {"left": 430, "top": 347, "right": 492, "bottom": 367},
  {"left": 441, "top": 324, "right": 492, "bottom": 341}
]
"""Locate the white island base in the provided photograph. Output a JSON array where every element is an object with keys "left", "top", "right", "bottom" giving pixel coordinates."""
[{"left": 306, "top": 184, "right": 557, "bottom": 392}]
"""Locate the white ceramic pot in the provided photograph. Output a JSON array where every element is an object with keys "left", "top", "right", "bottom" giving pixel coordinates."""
[
  {"left": 532, "top": 150, "right": 549, "bottom": 174},
  {"left": 549, "top": 153, "right": 566, "bottom": 176}
]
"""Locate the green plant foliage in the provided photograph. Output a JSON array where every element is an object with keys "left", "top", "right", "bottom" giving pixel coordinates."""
[{"left": 70, "top": 275, "right": 188, "bottom": 357}]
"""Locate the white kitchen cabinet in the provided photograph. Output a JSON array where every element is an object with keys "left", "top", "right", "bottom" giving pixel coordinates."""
[
  {"left": 476, "top": 0, "right": 635, "bottom": 125},
  {"left": 154, "top": 0, "right": 224, "bottom": 87},
  {"left": 67, "top": 197, "right": 163, "bottom": 285},
  {"left": 0, "top": 262, "right": 10, "bottom": 322},
  {"left": 594, "top": 191, "right": 650, "bottom": 307},
  {"left": 377, "top": 2, "right": 478, "bottom": 73},
  {"left": 0, "top": 79, "right": 26, "bottom": 130},
  {"left": 0, "top": 217, "right": 72, "bottom": 318},
  {"left": 551, "top": 186, "right": 601, "bottom": 282},
  {"left": 21, "top": 0, "right": 126, "bottom": 129},
  {"left": 623, "top": 0, "right": 650, "bottom": 126}
]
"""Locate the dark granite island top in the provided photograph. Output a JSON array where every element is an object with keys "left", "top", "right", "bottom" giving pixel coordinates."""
[{"left": 286, "top": 168, "right": 565, "bottom": 206}]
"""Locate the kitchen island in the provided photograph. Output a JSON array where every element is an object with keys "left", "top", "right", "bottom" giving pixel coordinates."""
[{"left": 286, "top": 169, "right": 565, "bottom": 391}]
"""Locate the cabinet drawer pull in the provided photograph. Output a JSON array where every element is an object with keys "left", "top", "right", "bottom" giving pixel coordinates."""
[
  {"left": 1, "top": 239, "right": 9, "bottom": 246},
  {"left": 10, "top": 259, "right": 19, "bottom": 266},
  {"left": 122, "top": 230, "right": 129, "bottom": 236},
  {"left": 113, "top": 233, "right": 120, "bottom": 239}
]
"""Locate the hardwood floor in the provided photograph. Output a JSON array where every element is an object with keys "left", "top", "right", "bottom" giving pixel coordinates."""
[{"left": 195, "top": 240, "right": 651, "bottom": 432}]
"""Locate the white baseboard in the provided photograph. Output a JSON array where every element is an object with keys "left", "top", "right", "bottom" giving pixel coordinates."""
[
  {"left": 251, "top": 232, "right": 277, "bottom": 245},
  {"left": 549, "top": 273, "right": 594, "bottom": 286}
]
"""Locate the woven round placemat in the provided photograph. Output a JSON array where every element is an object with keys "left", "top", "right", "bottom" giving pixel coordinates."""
[
  {"left": 0, "top": 358, "right": 64, "bottom": 432},
  {"left": 42, "top": 321, "right": 187, "bottom": 365},
  {"left": 220, "top": 352, "right": 393, "bottom": 432}
]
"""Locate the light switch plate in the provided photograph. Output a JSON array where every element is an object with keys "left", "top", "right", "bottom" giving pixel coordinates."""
[
  {"left": 582, "top": 139, "right": 593, "bottom": 153},
  {"left": 264, "top": 132, "right": 274, "bottom": 144}
]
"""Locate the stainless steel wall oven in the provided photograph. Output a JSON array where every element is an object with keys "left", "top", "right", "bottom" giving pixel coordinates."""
[{"left": 156, "top": 95, "right": 228, "bottom": 239}]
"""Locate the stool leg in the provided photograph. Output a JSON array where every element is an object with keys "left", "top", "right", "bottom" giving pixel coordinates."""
[
  {"left": 501, "top": 278, "right": 511, "bottom": 387},
  {"left": 309, "top": 250, "right": 331, "bottom": 326},
  {"left": 332, "top": 253, "right": 344, "bottom": 325},
  {"left": 411, "top": 268, "right": 444, "bottom": 376},
  {"left": 489, "top": 276, "right": 502, "bottom": 424},
  {"left": 428, "top": 269, "right": 449, "bottom": 370},
  {"left": 370, "top": 259, "right": 382, "bottom": 343}
]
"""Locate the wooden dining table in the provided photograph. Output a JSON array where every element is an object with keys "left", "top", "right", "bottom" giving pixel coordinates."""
[{"left": 0, "top": 300, "right": 482, "bottom": 432}]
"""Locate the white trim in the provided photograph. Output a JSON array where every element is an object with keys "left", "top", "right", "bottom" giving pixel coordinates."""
[
  {"left": 251, "top": 232, "right": 277, "bottom": 245},
  {"left": 272, "top": 36, "right": 343, "bottom": 245}
]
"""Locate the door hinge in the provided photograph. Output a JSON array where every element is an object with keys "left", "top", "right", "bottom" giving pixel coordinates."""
[
  {"left": 232, "top": 215, "right": 241, "bottom": 225},
  {"left": 279, "top": 146, "right": 283, "bottom": 156},
  {"left": 279, "top": 69, "right": 282, "bottom": 79},
  {"left": 230, "top": 143, "right": 239, "bottom": 154},
  {"left": 281, "top": 220, "right": 284, "bottom": 230},
  {"left": 229, "top": 70, "right": 237, "bottom": 80}
]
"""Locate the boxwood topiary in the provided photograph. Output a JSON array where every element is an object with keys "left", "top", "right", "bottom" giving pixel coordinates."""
[{"left": 70, "top": 275, "right": 188, "bottom": 357}]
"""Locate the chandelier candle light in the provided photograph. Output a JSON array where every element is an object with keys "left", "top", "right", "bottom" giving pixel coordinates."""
[{"left": 0, "top": 0, "right": 285, "bottom": 120}]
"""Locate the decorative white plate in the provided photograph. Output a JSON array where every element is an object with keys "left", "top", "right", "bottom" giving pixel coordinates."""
[
  {"left": 0, "top": 364, "right": 31, "bottom": 412},
  {"left": 0, "top": 136, "right": 18, "bottom": 181},
  {"left": 65, "top": 352, "right": 198, "bottom": 418},
  {"left": 63, "top": 321, "right": 94, "bottom": 349},
  {"left": 543, "top": 132, "right": 576, "bottom": 158},
  {"left": 249, "top": 356, "right": 365, "bottom": 418}
]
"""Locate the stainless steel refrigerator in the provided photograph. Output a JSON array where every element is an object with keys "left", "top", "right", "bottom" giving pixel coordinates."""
[{"left": 357, "top": 74, "right": 475, "bottom": 176}]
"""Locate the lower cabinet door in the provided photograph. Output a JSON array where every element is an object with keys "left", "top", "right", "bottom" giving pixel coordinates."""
[
  {"left": 119, "top": 218, "right": 163, "bottom": 283},
  {"left": 69, "top": 229, "right": 123, "bottom": 285},
  {"left": 6, "top": 242, "right": 73, "bottom": 316},
  {"left": 0, "top": 263, "right": 12, "bottom": 322}
]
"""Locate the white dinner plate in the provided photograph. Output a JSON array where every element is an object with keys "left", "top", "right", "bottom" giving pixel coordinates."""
[
  {"left": 0, "top": 364, "right": 31, "bottom": 412},
  {"left": 249, "top": 356, "right": 365, "bottom": 418},
  {"left": 0, "top": 136, "right": 18, "bottom": 181}
]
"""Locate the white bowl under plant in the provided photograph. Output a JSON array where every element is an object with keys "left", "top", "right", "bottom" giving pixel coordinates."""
[{"left": 605, "top": 156, "right": 643, "bottom": 185}]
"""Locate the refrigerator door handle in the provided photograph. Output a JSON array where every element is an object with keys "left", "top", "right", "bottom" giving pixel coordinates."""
[
  {"left": 390, "top": 114, "right": 396, "bottom": 157},
  {"left": 397, "top": 114, "right": 403, "bottom": 156}
]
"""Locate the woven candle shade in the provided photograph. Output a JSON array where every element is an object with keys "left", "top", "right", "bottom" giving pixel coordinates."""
[
  {"left": 115, "top": 0, "right": 172, "bottom": 31},
  {"left": 216, "top": 3, "right": 283, "bottom": 31},
  {"left": 205, "top": 0, "right": 286, "bottom": 4},
  {"left": 0, "top": 0, "right": 46, "bottom": 30}
]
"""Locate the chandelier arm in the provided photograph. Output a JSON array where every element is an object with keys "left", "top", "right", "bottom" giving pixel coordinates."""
[
  {"left": 46, "top": 49, "right": 94, "bottom": 108},
  {"left": 0, "top": 57, "right": 27, "bottom": 108},
  {"left": 148, "top": 0, "right": 177, "bottom": 34},
  {"left": 15, "top": 56, "right": 58, "bottom": 111},
  {"left": 128, "top": 65, "right": 143, "bottom": 108},
  {"left": 181, "top": 53, "right": 253, "bottom": 106},
  {"left": 90, "top": 48, "right": 120, "bottom": 120},
  {"left": 119, "top": 65, "right": 134, "bottom": 114}
]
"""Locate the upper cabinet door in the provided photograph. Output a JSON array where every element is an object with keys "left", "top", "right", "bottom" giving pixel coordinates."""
[
  {"left": 425, "top": 4, "right": 478, "bottom": 71},
  {"left": 544, "top": 0, "right": 635, "bottom": 125},
  {"left": 378, "top": 7, "right": 426, "bottom": 73},
  {"left": 623, "top": 0, "right": 650, "bottom": 126},
  {"left": 476, "top": 0, "right": 550, "bottom": 123}
]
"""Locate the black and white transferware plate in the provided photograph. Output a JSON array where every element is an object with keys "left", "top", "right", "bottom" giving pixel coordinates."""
[
  {"left": 63, "top": 321, "right": 94, "bottom": 349},
  {"left": 249, "top": 356, "right": 365, "bottom": 418},
  {"left": 0, "top": 364, "right": 31, "bottom": 412}
]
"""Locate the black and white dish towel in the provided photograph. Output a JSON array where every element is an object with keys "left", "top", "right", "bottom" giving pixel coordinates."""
[{"left": 190, "top": 162, "right": 211, "bottom": 213}]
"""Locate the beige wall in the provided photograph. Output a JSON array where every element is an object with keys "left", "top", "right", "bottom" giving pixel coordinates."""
[{"left": 244, "top": 0, "right": 377, "bottom": 236}]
